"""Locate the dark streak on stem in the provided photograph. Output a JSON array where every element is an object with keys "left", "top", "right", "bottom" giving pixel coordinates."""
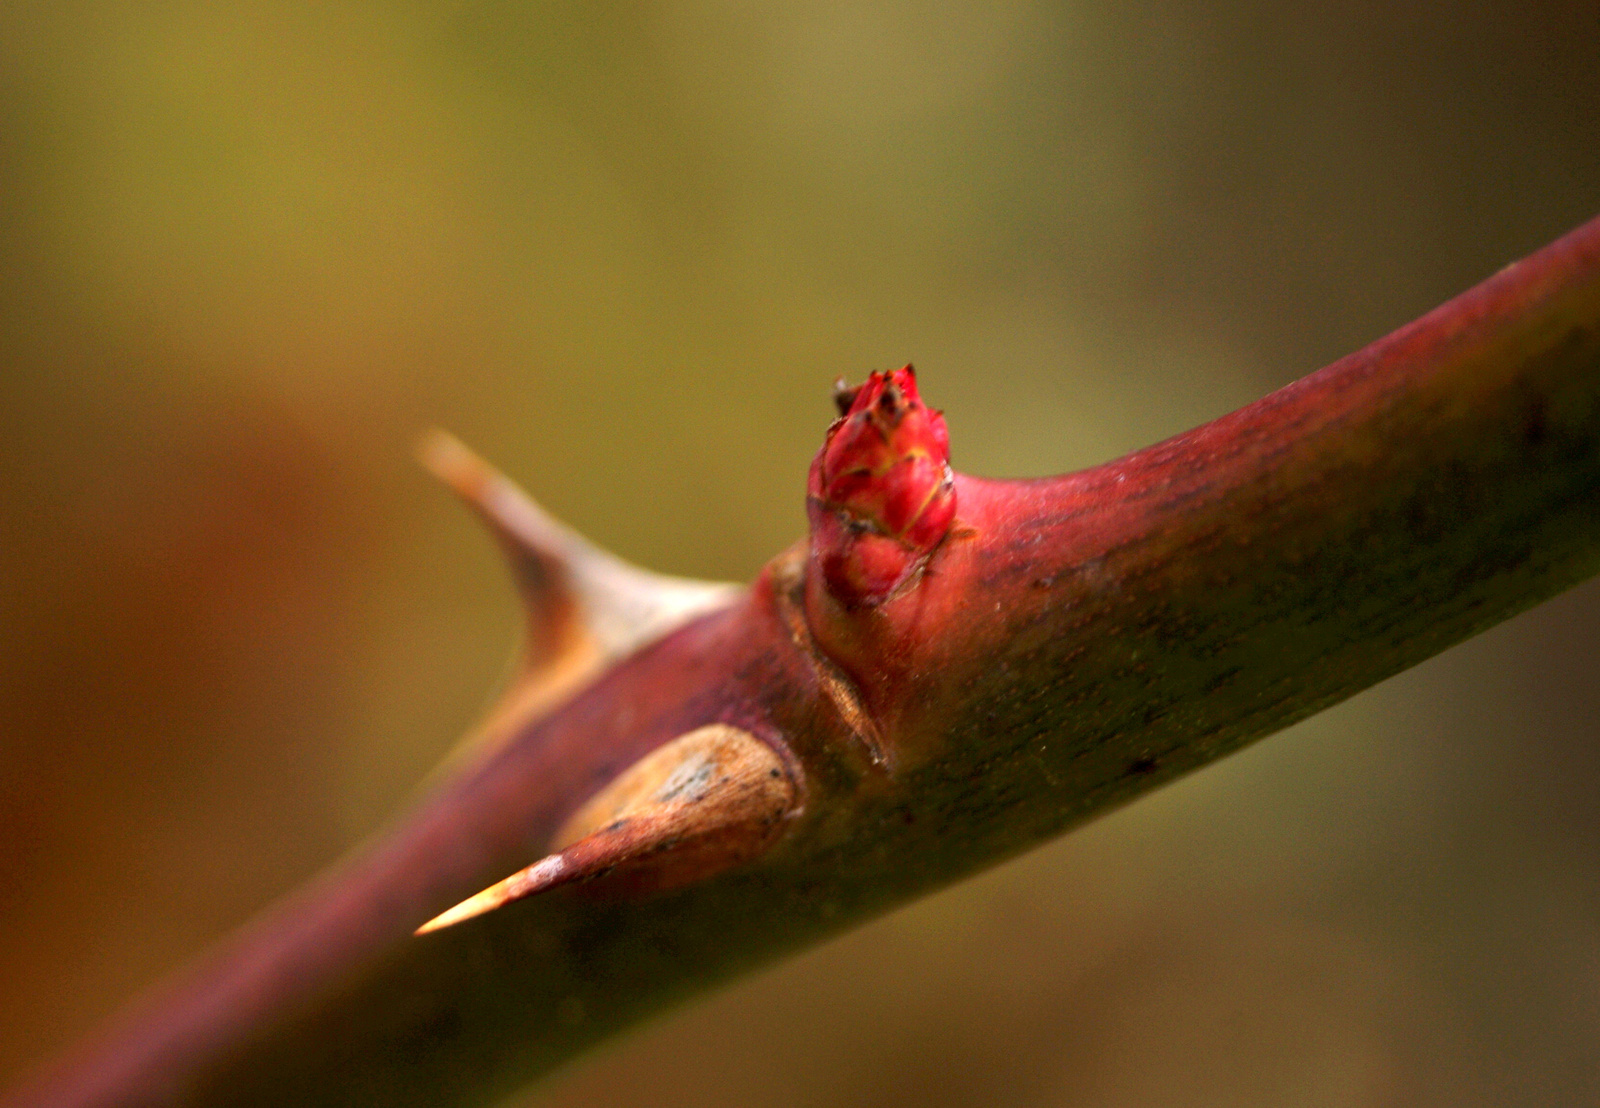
[{"left": 770, "top": 548, "right": 889, "bottom": 767}]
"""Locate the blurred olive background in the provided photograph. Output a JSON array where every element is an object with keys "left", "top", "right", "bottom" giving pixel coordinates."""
[{"left": 2, "top": 2, "right": 1599, "bottom": 1106}]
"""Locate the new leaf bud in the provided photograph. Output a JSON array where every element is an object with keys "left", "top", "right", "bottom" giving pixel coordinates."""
[{"left": 806, "top": 366, "right": 956, "bottom": 606}]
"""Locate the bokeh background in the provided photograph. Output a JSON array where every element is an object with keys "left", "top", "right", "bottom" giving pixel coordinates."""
[{"left": 3, "top": 3, "right": 1599, "bottom": 1105}]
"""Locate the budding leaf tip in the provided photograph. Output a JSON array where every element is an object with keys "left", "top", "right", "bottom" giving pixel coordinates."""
[{"left": 807, "top": 367, "right": 956, "bottom": 606}]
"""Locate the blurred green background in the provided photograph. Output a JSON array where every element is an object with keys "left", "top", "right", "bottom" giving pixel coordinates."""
[{"left": 2, "top": 2, "right": 1598, "bottom": 1105}]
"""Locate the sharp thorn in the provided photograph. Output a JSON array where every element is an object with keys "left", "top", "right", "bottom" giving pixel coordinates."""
[
  {"left": 415, "top": 854, "right": 570, "bottom": 934},
  {"left": 414, "top": 725, "right": 797, "bottom": 933}
]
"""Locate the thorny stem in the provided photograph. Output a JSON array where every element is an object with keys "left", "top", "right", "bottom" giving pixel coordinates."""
[{"left": 9, "top": 214, "right": 1600, "bottom": 1108}]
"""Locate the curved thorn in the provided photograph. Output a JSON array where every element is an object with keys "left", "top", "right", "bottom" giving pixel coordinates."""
[
  {"left": 418, "top": 429, "right": 742, "bottom": 667},
  {"left": 417, "top": 429, "right": 584, "bottom": 673},
  {"left": 418, "top": 432, "right": 746, "bottom": 763}
]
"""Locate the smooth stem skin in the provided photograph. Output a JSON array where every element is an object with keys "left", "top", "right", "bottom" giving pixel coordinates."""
[{"left": 13, "top": 214, "right": 1600, "bottom": 1108}]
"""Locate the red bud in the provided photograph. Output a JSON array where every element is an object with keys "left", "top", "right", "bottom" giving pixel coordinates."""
[{"left": 806, "top": 366, "right": 956, "bottom": 606}]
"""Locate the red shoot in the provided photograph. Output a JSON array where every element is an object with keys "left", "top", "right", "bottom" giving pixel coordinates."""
[{"left": 806, "top": 366, "right": 956, "bottom": 607}]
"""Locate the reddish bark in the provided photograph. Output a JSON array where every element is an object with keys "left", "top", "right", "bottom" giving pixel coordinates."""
[{"left": 9, "top": 214, "right": 1600, "bottom": 1108}]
